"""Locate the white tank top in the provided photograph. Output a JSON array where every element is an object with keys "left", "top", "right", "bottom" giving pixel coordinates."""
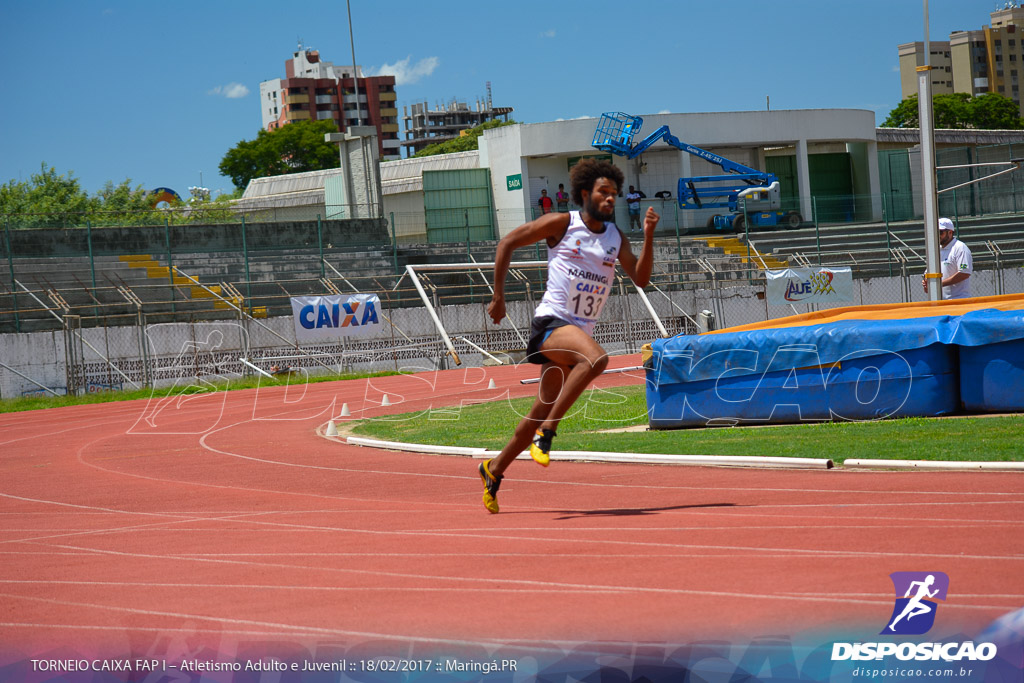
[{"left": 534, "top": 211, "right": 622, "bottom": 334}]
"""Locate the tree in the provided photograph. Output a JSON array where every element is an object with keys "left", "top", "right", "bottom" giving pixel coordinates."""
[
  {"left": 413, "top": 119, "right": 517, "bottom": 158},
  {"left": 219, "top": 119, "right": 341, "bottom": 190},
  {"left": 95, "top": 179, "right": 153, "bottom": 212},
  {"left": 969, "top": 92, "right": 1024, "bottom": 129},
  {"left": 933, "top": 93, "right": 972, "bottom": 128},
  {"left": 0, "top": 163, "right": 94, "bottom": 227},
  {"left": 881, "top": 97, "right": 921, "bottom": 128},
  {"left": 881, "top": 92, "right": 1022, "bottom": 129}
]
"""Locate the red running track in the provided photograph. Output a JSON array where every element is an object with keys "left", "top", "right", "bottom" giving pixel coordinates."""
[{"left": 1, "top": 356, "right": 1022, "bottom": 663}]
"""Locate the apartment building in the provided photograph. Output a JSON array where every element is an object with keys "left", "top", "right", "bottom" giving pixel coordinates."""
[
  {"left": 898, "top": 41, "right": 953, "bottom": 99},
  {"left": 259, "top": 46, "right": 401, "bottom": 161},
  {"left": 898, "top": 3, "right": 1024, "bottom": 116},
  {"left": 402, "top": 87, "right": 513, "bottom": 157}
]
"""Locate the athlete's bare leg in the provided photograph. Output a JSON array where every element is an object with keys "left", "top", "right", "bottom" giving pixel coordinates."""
[
  {"left": 533, "top": 324, "right": 608, "bottom": 433},
  {"left": 488, "top": 361, "right": 568, "bottom": 477}
]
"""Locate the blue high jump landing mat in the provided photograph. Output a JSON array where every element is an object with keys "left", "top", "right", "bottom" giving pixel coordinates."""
[{"left": 644, "top": 294, "right": 1024, "bottom": 428}]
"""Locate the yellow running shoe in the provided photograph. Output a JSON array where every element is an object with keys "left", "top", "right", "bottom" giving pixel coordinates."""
[
  {"left": 529, "top": 428, "right": 555, "bottom": 467},
  {"left": 478, "top": 459, "right": 502, "bottom": 514}
]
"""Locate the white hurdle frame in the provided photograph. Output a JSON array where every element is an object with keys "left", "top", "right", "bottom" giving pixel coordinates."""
[{"left": 406, "top": 261, "right": 670, "bottom": 367}]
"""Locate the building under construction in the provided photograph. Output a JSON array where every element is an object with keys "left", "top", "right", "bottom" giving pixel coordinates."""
[{"left": 401, "top": 84, "right": 513, "bottom": 157}]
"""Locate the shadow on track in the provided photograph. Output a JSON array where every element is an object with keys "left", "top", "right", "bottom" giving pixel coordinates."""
[{"left": 527, "top": 502, "right": 740, "bottom": 520}]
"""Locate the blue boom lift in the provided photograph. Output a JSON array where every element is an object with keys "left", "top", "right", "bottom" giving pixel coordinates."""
[{"left": 592, "top": 112, "right": 803, "bottom": 231}]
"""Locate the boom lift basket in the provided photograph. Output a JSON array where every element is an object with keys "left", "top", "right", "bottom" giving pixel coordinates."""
[{"left": 592, "top": 112, "right": 643, "bottom": 155}]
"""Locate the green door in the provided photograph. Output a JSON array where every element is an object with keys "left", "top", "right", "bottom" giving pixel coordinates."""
[
  {"left": 764, "top": 155, "right": 799, "bottom": 213},
  {"left": 809, "top": 152, "right": 855, "bottom": 222},
  {"left": 423, "top": 169, "right": 496, "bottom": 244},
  {"left": 880, "top": 150, "right": 914, "bottom": 221}
]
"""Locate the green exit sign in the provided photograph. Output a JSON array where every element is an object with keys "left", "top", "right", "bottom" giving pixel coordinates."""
[{"left": 506, "top": 173, "right": 522, "bottom": 191}]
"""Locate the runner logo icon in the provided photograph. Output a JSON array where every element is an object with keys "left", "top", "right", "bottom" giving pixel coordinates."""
[{"left": 881, "top": 572, "right": 949, "bottom": 635}]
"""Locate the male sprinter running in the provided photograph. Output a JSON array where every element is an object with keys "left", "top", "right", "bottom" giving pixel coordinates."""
[{"left": 479, "top": 158, "right": 658, "bottom": 513}]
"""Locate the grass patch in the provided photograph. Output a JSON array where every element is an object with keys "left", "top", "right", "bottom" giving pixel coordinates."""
[
  {"left": 0, "top": 370, "right": 402, "bottom": 414},
  {"left": 350, "top": 385, "right": 1024, "bottom": 463}
]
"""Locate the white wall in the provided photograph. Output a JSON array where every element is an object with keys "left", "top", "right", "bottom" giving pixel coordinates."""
[
  {"left": 382, "top": 191, "right": 426, "bottom": 242},
  {"left": 479, "top": 124, "right": 528, "bottom": 235},
  {"left": 6, "top": 262, "right": 1018, "bottom": 398},
  {"left": 259, "top": 79, "right": 281, "bottom": 129},
  {"left": 481, "top": 109, "right": 883, "bottom": 231}
]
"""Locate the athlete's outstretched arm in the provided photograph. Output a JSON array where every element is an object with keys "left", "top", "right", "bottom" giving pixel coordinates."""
[
  {"left": 488, "top": 212, "right": 571, "bottom": 324},
  {"left": 617, "top": 207, "right": 659, "bottom": 288}
]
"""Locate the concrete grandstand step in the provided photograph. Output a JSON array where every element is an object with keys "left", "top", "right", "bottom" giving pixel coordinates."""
[{"left": 748, "top": 216, "right": 1024, "bottom": 261}]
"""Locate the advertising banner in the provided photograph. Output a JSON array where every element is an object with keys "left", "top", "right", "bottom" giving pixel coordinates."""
[
  {"left": 766, "top": 266, "right": 854, "bottom": 306},
  {"left": 290, "top": 293, "right": 381, "bottom": 342}
]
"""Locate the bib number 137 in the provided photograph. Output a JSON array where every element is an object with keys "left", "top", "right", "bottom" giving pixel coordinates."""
[{"left": 570, "top": 287, "right": 607, "bottom": 320}]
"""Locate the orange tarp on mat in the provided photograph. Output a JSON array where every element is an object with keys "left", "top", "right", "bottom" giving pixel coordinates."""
[{"left": 707, "top": 293, "right": 1024, "bottom": 336}]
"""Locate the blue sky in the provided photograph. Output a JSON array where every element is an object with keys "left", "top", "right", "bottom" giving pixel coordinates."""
[{"left": 0, "top": 0, "right": 998, "bottom": 198}]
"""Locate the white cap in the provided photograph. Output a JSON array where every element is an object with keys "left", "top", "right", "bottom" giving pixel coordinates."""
[{"left": 938, "top": 217, "right": 954, "bottom": 232}]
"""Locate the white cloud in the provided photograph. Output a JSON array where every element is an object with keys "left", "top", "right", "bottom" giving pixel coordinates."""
[
  {"left": 657, "top": 109, "right": 671, "bottom": 114},
  {"left": 541, "top": 29, "right": 556, "bottom": 38},
  {"left": 367, "top": 56, "right": 439, "bottom": 85},
  {"left": 208, "top": 83, "right": 250, "bottom": 98}
]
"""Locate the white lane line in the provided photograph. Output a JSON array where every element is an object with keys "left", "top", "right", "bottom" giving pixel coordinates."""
[
  {"left": 1, "top": 573, "right": 1016, "bottom": 614},
  {"left": 23, "top": 526, "right": 1023, "bottom": 596},
  {"left": 781, "top": 591, "right": 1024, "bottom": 599},
  {"left": 0, "top": 619, "right": 657, "bottom": 655},
  {"left": 0, "top": 494, "right": 291, "bottom": 545},
  {"left": 0, "top": 416, "right": 137, "bottom": 448},
  {"left": 128, "top": 396, "right": 1024, "bottom": 498},
  {"left": 0, "top": 580, "right": 629, "bottom": 595},
  {"left": 66, "top": 429, "right": 480, "bottom": 510},
  {"left": 678, "top": 508, "right": 1024, "bottom": 524},
  {"left": 4, "top": 491, "right": 1021, "bottom": 560},
  {"left": 0, "top": 622, "right": 331, "bottom": 638},
  {"left": 5, "top": 488, "right": 1020, "bottom": 562},
  {"left": 0, "top": 593, "right": 538, "bottom": 649},
  {"left": 25, "top": 511, "right": 1024, "bottom": 561},
  {"left": 30, "top": 412, "right": 1024, "bottom": 509},
  {"left": 1, "top": 523, "right": 1010, "bottom": 533},
  {"left": 4, "top": 580, "right": 1023, "bottom": 603},
  {"left": 0, "top": 550, "right": 931, "bottom": 559}
]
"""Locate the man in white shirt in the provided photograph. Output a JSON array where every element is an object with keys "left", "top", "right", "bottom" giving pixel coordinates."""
[
  {"left": 626, "top": 185, "right": 645, "bottom": 231},
  {"left": 922, "top": 217, "right": 973, "bottom": 299}
]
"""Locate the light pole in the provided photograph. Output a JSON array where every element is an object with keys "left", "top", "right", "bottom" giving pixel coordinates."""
[
  {"left": 347, "top": 0, "right": 361, "bottom": 127},
  {"left": 918, "top": 0, "right": 943, "bottom": 301}
]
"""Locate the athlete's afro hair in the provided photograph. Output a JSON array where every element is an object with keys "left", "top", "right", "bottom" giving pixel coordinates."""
[{"left": 570, "top": 158, "right": 624, "bottom": 206}]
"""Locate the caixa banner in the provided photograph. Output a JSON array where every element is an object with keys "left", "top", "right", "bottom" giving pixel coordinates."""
[
  {"left": 290, "top": 294, "right": 381, "bottom": 342},
  {"left": 766, "top": 267, "right": 853, "bottom": 306}
]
